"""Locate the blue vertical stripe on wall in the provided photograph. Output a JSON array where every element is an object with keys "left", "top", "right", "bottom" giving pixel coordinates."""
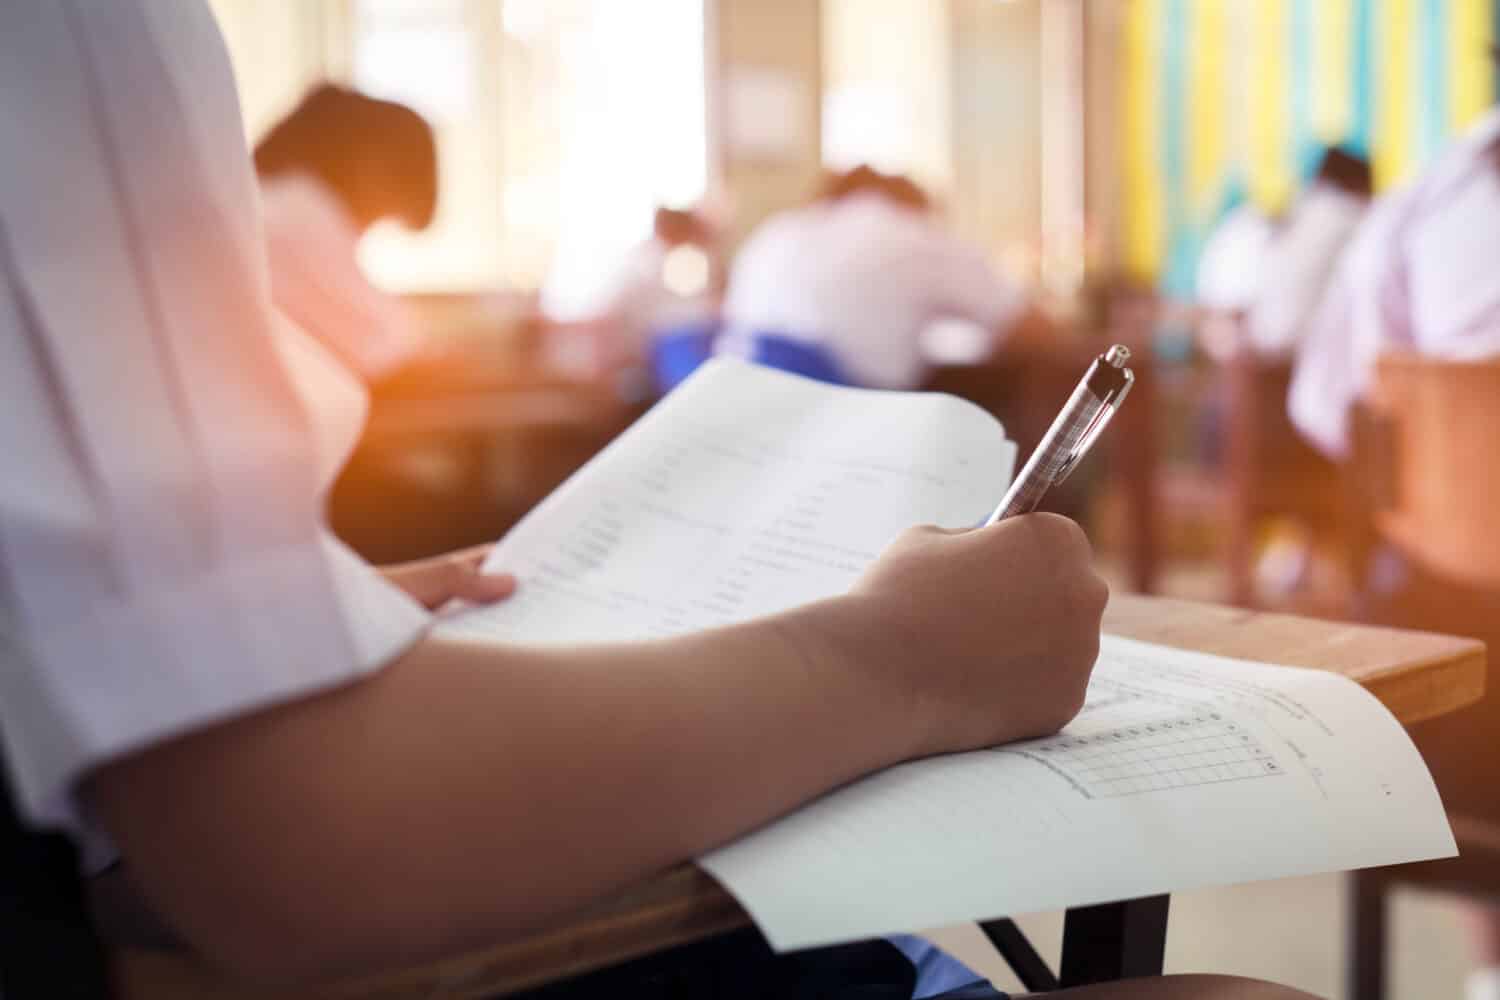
[
  {"left": 1291, "top": 0, "right": 1321, "bottom": 176},
  {"left": 1349, "top": 0, "right": 1378, "bottom": 156},
  {"left": 1129, "top": 0, "right": 1498, "bottom": 287},
  {"left": 1421, "top": 0, "right": 1450, "bottom": 159},
  {"left": 1160, "top": 0, "right": 1197, "bottom": 297}
]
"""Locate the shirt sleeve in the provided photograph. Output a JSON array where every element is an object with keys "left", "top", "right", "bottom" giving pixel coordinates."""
[{"left": 0, "top": 0, "right": 430, "bottom": 836}]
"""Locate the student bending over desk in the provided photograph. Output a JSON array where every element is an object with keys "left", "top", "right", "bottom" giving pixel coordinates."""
[
  {"left": 0, "top": 4, "right": 1308, "bottom": 999},
  {"left": 716, "top": 166, "right": 1049, "bottom": 391},
  {"left": 256, "top": 84, "right": 436, "bottom": 384}
]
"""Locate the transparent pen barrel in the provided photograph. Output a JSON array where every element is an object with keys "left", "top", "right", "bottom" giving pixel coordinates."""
[{"left": 985, "top": 382, "right": 1105, "bottom": 524}]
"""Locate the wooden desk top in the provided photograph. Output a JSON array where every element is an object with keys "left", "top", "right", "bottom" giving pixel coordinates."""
[{"left": 114, "top": 593, "right": 1485, "bottom": 999}]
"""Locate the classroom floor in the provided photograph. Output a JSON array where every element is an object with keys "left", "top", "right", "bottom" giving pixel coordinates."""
[{"left": 923, "top": 875, "right": 1474, "bottom": 998}]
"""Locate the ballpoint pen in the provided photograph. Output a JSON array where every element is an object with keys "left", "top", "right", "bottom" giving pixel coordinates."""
[{"left": 984, "top": 344, "right": 1135, "bottom": 525}]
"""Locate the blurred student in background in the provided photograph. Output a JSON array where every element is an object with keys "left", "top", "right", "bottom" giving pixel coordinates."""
[
  {"left": 1195, "top": 197, "right": 1276, "bottom": 320},
  {"left": 256, "top": 84, "right": 437, "bottom": 383},
  {"left": 1195, "top": 148, "right": 1372, "bottom": 359},
  {"left": 594, "top": 205, "right": 721, "bottom": 360},
  {"left": 715, "top": 166, "right": 1045, "bottom": 390},
  {"left": 1246, "top": 148, "right": 1372, "bottom": 357},
  {"left": 1289, "top": 107, "right": 1500, "bottom": 459}
]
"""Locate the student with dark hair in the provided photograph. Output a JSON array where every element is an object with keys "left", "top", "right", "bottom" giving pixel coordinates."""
[
  {"left": 717, "top": 165, "right": 1044, "bottom": 390},
  {"left": 1244, "top": 147, "right": 1373, "bottom": 356},
  {"left": 256, "top": 84, "right": 439, "bottom": 382}
]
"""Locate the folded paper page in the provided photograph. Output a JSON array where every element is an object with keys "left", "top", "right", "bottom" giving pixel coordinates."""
[
  {"left": 439, "top": 359, "right": 1015, "bottom": 645},
  {"left": 700, "top": 634, "right": 1456, "bottom": 950}
]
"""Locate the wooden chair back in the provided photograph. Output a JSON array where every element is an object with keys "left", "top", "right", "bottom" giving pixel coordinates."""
[
  {"left": 1222, "top": 349, "right": 1354, "bottom": 607},
  {"left": 1364, "top": 353, "right": 1500, "bottom": 588}
]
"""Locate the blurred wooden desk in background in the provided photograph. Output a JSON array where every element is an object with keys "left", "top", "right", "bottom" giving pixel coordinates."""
[
  {"left": 113, "top": 593, "right": 1484, "bottom": 999},
  {"left": 332, "top": 342, "right": 645, "bottom": 564},
  {"left": 364, "top": 363, "right": 634, "bottom": 444}
]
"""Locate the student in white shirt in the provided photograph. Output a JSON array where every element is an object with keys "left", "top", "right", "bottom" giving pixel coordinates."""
[
  {"left": 1246, "top": 148, "right": 1372, "bottom": 357},
  {"left": 718, "top": 167, "right": 1038, "bottom": 390},
  {"left": 1289, "top": 109, "right": 1500, "bottom": 459},
  {"left": 0, "top": 5, "right": 1311, "bottom": 998},
  {"left": 1196, "top": 202, "right": 1277, "bottom": 316},
  {"left": 256, "top": 85, "right": 434, "bottom": 383},
  {"left": 1196, "top": 149, "right": 1371, "bottom": 359},
  {"left": 559, "top": 206, "right": 721, "bottom": 360}
]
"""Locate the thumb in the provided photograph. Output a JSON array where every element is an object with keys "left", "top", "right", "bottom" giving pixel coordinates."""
[{"left": 450, "top": 566, "right": 519, "bottom": 605}]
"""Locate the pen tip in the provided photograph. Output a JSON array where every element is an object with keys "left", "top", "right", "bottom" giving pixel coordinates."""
[{"left": 1104, "top": 345, "right": 1131, "bottom": 368}]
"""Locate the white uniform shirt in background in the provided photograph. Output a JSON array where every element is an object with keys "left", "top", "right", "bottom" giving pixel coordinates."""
[
  {"left": 1289, "top": 110, "right": 1500, "bottom": 458},
  {"left": 594, "top": 237, "right": 719, "bottom": 349},
  {"left": 0, "top": 0, "right": 430, "bottom": 837},
  {"left": 1195, "top": 203, "right": 1276, "bottom": 313},
  {"left": 1246, "top": 183, "right": 1367, "bottom": 356},
  {"left": 260, "top": 172, "right": 421, "bottom": 382},
  {"left": 718, "top": 194, "right": 1026, "bottom": 389}
]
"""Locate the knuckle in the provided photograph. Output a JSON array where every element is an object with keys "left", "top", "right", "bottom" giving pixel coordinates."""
[
  {"left": 1088, "top": 572, "right": 1111, "bottom": 614},
  {"left": 1058, "top": 517, "right": 1093, "bottom": 556},
  {"left": 899, "top": 524, "right": 941, "bottom": 544},
  {"left": 1030, "top": 514, "right": 1091, "bottom": 560}
]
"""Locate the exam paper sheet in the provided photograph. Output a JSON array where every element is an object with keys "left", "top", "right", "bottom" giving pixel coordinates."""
[
  {"left": 699, "top": 634, "right": 1457, "bottom": 950},
  {"left": 437, "top": 359, "right": 1453, "bottom": 953},
  {"left": 438, "top": 359, "right": 1015, "bottom": 645}
]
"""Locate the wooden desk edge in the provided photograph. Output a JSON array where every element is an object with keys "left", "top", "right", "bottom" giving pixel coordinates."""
[
  {"left": 1102, "top": 593, "right": 1487, "bottom": 726},
  {"left": 115, "top": 595, "right": 1487, "bottom": 999}
]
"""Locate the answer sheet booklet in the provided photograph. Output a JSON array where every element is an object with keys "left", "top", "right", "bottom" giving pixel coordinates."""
[{"left": 438, "top": 359, "right": 1455, "bottom": 950}]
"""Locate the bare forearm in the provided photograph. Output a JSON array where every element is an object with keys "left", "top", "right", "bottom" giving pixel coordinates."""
[
  {"left": 91, "top": 596, "right": 912, "bottom": 982},
  {"left": 92, "top": 516, "right": 1110, "bottom": 984}
]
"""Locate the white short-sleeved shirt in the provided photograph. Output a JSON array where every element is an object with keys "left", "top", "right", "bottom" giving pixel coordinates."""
[
  {"left": 599, "top": 239, "right": 719, "bottom": 343},
  {"left": 1289, "top": 110, "right": 1500, "bottom": 458},
  {"left": 718, "top": 195, "right": 1027, "bottom": 389},
  {"left": 1246, "top": 183, "right": 1367, "bottom": 356},
  {"left": 260, "top": 173, "right": 421, "bottom": 383},
  {"left": 1195, "top": 204, "right": 1276, "bottom": 313},
  {"left": 0, "top": 0, "right": 430, "bottom": 837}
]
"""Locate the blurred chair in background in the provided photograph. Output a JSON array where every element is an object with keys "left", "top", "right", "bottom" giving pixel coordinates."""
[
  {"left": 1194, "top": 150, "right": 1373, "bottom": 610},
  {"left": 713, "top": 165, "right": 1045, "bottom": 392},
  {"left": 1221, "top": 347, "right": 1366, "bottom": 610},
  {"left": 256, "top": 83, "right": 438, "bottom": 384},
  {"left": 1345, "top": 354, "right": 1500, "bottom": 1000}
]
